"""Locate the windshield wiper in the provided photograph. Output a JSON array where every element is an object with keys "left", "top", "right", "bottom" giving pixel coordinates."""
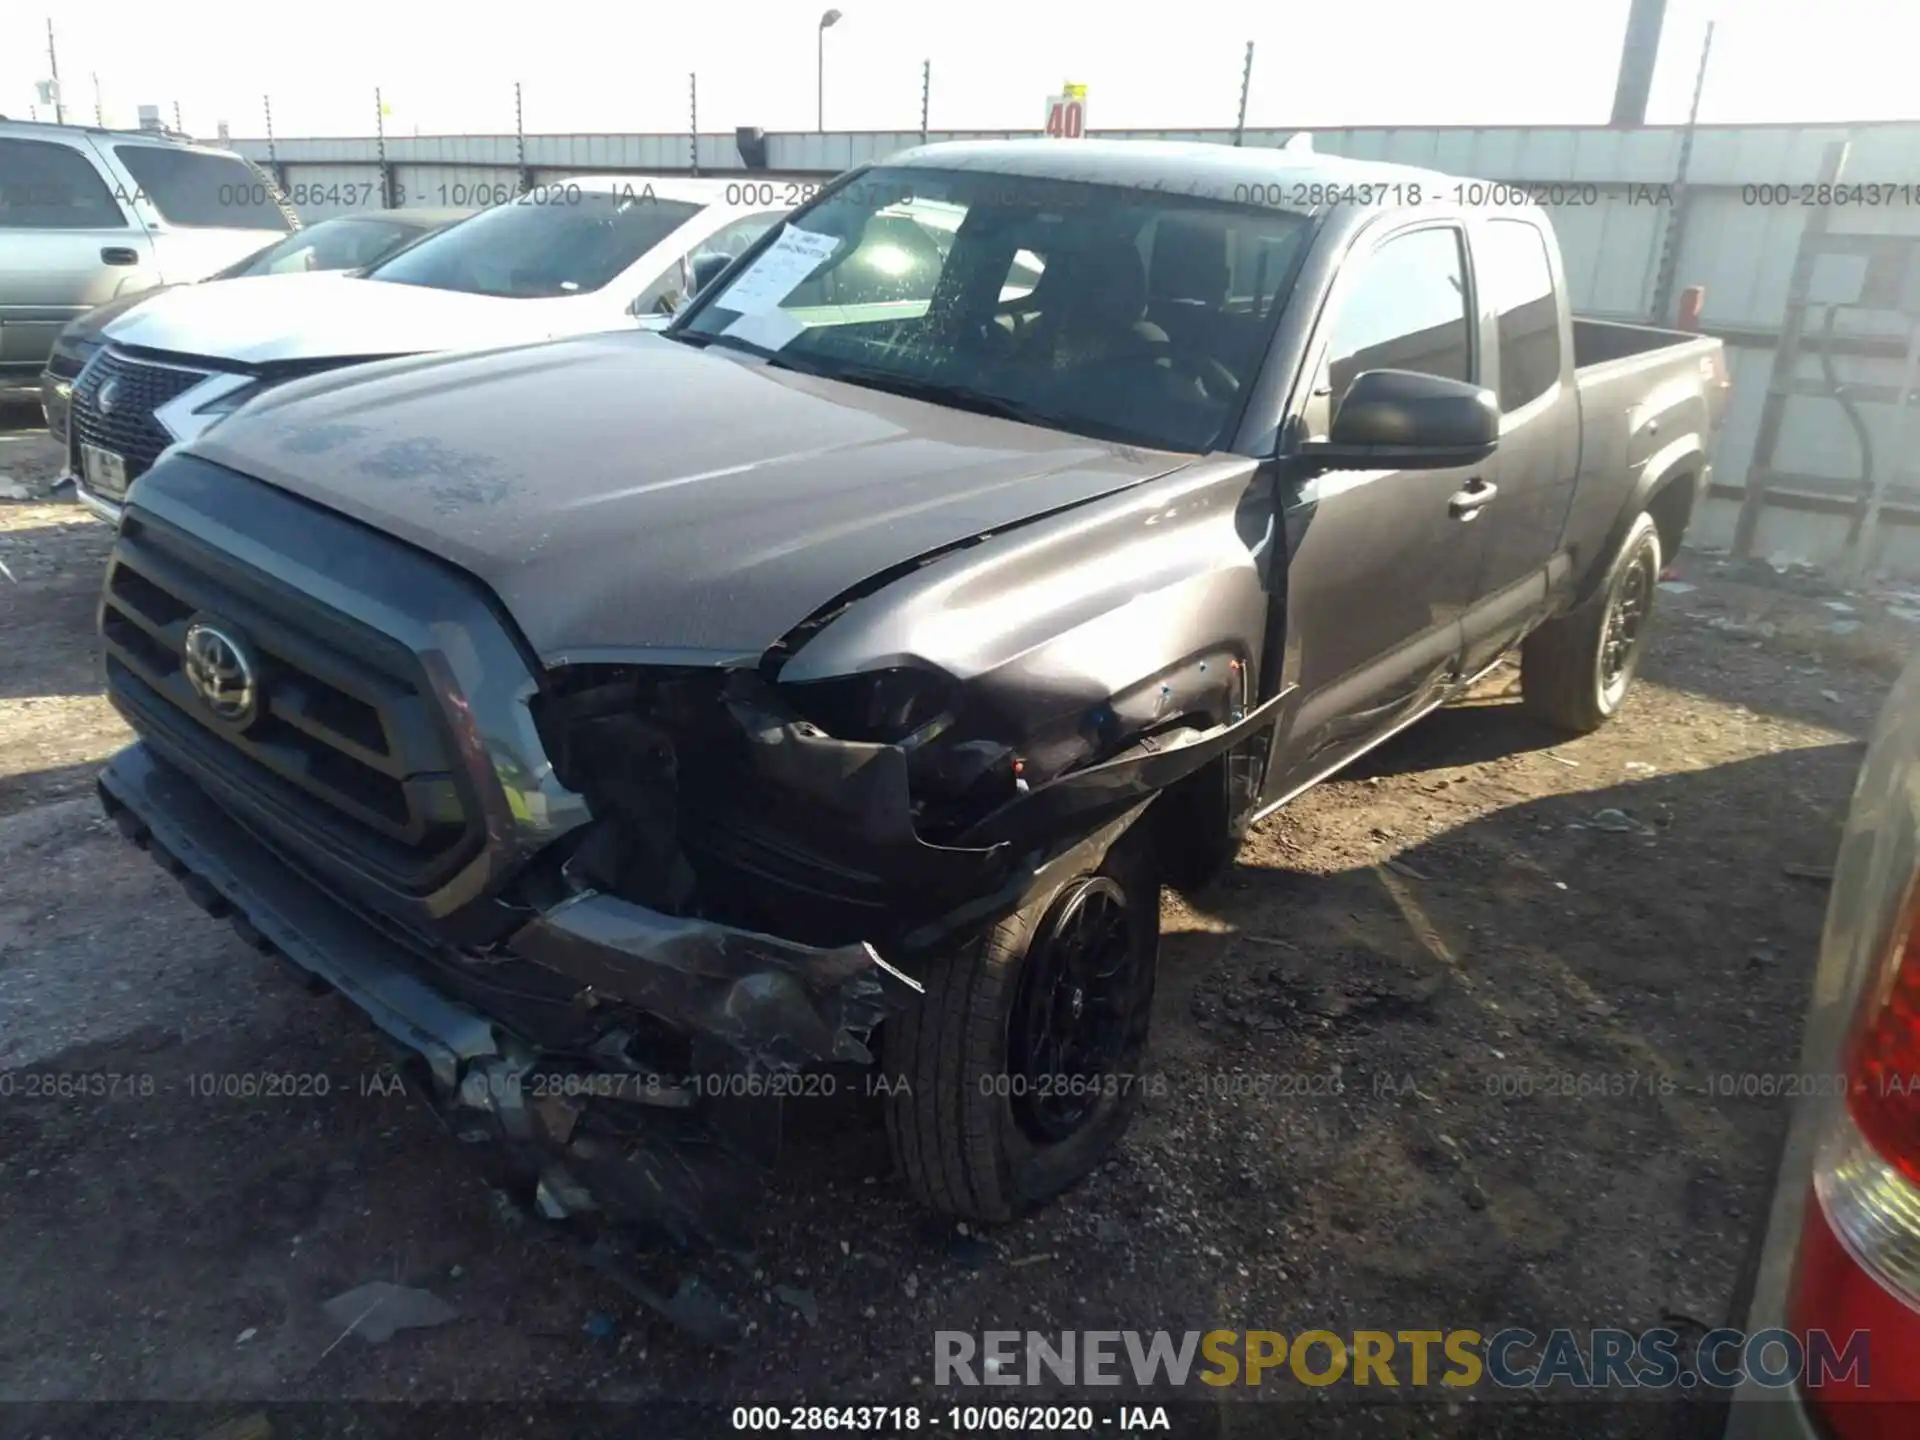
[
  {"left": 809, "top": 364, "right": 1183, "bottom": 447},
  {"left": 789, "top": 363, "right": 1061, "bottom": 428},
  {"left": 668, "top": 329, "right": 777, "bottom": 360},
  {"left": 672, "top": 339, "right": 1176, "bottom": 449},
  {"left": 669, "top": 337, "right": 1043, "bottom": 421}
]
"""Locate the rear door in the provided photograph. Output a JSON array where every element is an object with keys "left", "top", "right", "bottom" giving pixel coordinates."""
[
  {"left": 1265, "top": 220, "right": 1487, "bottom": 799},
  {"left": 1458, "top": 214, "right": 1580, "bottom": 676},
  {"left": 108, "top": 142, "right": 295, "bottom": 284},
  {"left": 0, "top": 134, "right": 154, "bottom": 374}
]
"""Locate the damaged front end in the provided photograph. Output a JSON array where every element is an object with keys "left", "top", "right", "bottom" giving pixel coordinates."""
[
  {"left": 102, "top": 651, "right": 1273, "bottom": 1280},
  {"left": 518, "top": 646, "right": 1279, "bottom": 962},
  {"left": 97, "top": 449, "right": 1279, "bottom": 1327},
  {"left": 463, "top": 648, "right": 1279, "bottom": 1227}
]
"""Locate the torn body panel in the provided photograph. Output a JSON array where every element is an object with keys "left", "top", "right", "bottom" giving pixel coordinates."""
[{"left": 748, "top": 447, "right": 1280, "bottom": 845}]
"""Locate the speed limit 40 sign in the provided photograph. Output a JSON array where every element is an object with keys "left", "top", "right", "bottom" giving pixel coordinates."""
[{"left": 1044, "top": 85, "right": 1087, "bottom": 139}]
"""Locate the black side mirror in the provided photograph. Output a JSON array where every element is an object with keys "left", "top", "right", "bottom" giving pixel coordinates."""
[
  {"left": 690, "top": 252, "right": 733, "bottom": 296},
  {"left": 1298, "top": 369, "right": 1500, "bottom": 471}
]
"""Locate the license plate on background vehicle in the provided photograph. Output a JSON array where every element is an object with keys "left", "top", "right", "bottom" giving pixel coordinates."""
[{"left": 81, "top": 443, "right": 128, "bottom": 499}]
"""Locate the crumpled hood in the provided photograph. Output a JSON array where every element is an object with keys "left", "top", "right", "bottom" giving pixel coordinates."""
[
  {"left": 188, "top": 330, "right": 1190, "bottom": 666},
  {"left": 101, "top": 271, "right": 612, "bottom": 365}
]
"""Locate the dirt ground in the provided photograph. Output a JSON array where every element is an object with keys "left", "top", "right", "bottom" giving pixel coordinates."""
[{"left": 0, "top": 397, "right": 1908, "bottom": 1438}]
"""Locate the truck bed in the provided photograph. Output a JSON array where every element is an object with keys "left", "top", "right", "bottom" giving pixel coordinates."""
[
  {"left": 1572, "top": 316, "right": 1714, "bottom": 372},
  {"left": 1552, "top": 316, "right": 1729, "bottom": 590}
]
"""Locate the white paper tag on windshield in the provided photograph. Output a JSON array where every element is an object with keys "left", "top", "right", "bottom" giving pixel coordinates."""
[
  {"left": 721, "top": 308, "right": 808, "bottom": 351},
  {"left": 714, "top": 224, "right": 839, "bottom": 315}
]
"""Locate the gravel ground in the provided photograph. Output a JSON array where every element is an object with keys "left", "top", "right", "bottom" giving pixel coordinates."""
[{"left": 0, "top": 399, "right": 1906, "bottom": 1437}]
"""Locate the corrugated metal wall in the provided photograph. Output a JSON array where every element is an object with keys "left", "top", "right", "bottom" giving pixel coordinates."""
[{"left": 229, "top": 122, "right": 1920, "bottom": 574}]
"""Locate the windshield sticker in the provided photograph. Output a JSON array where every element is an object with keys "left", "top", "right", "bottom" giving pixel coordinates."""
[
  {"left": 721, "top": 308, "right": 808, "bottom": 352},
  {"left": 714, "top": 225, "right": 839, "bottom": 315}
]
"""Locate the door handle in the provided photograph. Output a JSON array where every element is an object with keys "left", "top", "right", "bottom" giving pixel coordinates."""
[
  {"left": 1448, "top": 477, "right": 1498, "bottom": 520},
  {"left": 100, "top": 247, "right": 139, "bottom": 266}
]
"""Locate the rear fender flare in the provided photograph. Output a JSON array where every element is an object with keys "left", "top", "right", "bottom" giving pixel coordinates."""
[{"left": 1573, "top": 433, "right": 1704, "bottom": 608}]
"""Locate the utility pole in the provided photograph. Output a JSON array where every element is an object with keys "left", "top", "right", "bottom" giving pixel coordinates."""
[
  {"left": 374, "top": 86, "right": 392, "bottom": 208},
  {"left": 1649, "top": 20, "right": 1716, "bottom": 322},
  {"left": 173, "top": 99, "right": 182, "bottom": 133},
  {"left": 919, "top": 59, "right": 930, "bottom": 143},
  {"left": 515, "top": 81, "right": 530, "bottom": 194},
  {"left": 689, "top": 73, "right": 699, "bottom": 176},
  {"left": 263, "top": 94, "right": 288, "bottom": 193},
  {"left": 1234, "top": 41, "right": 1254, "bottom": 146},
  {"left": 1610, "top": 0, "right": 1668, "bottom": 126},
  {"left": 92, "top": 72, "right": 102, "bottom": 126},
  {"left": 47, "top": 20, "right": 65, "bottom": 124}
]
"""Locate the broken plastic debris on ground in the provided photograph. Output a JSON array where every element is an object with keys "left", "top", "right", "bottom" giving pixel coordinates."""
[{"left": 319, "top": 1281, "right": 459, "bottom": 1347}]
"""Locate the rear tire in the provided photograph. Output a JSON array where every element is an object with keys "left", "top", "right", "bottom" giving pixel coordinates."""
[
  {"left": 884, "top": 824, "right": 1160, "bottom": 1222},
  {"left": 1521, "top": 512, "right": 1661, "bottom": 735}
]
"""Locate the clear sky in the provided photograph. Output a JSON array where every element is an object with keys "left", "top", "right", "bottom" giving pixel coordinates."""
[{"left": 3, "top": 0, "right": 1915, "bottom": 141}]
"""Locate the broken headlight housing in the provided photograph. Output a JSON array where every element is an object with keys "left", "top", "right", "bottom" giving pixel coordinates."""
[{"left": 779, "top": 666, "right": 960, "bottom": 745}]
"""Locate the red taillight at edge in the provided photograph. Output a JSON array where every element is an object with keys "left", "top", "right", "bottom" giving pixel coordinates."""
[
  {"left": 1848, "top": 889, "right": 1920, "bottom": 1186},
  {"left": 1790, "top": 883, "right": 1920, "bottom": 1434}
]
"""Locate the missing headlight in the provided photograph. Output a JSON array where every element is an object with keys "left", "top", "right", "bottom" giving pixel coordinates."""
[{"left": 778, "top": 666, "right": 960, "bottom": 745}]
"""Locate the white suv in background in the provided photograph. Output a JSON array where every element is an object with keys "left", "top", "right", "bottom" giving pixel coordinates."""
[
  {"left": 63, "top": 176, "right": 787, "bottom": 521},
  {"left": 0, "top": 118, "right": 296, "bottom": 390}
]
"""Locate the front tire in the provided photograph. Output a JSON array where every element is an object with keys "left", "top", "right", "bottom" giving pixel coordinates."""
[
  {"left": 1521, "top": 512, "right": 1661, "bottom": 734},
  {"left": 884, "top": 824, "right": 1160, "bottom": 1222}
]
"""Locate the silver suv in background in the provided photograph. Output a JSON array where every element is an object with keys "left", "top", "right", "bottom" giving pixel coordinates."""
[{"left": 0, "top": 118, "right": 295, "bottom": 388}]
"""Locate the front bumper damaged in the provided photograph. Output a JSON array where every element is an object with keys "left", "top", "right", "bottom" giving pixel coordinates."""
[
  {"left": 508, "top": 895, "right": 922, "bottom": 1070},
  {"left": 97, "top": 742, "right": 922, "bottom": 1270}
]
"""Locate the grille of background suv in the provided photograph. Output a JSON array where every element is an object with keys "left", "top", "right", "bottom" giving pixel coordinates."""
[{"left": 69, "top": 350, "right": 217, "bottom": 500}]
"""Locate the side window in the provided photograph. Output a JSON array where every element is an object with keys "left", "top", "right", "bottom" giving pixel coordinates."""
[
  {"left": 1480, "top": 219, "right": 1562, "bottom": 411},
  {"left": 1001, "top": 247, "right": 1046, "bottom": 300},
  {"left": 113, "top": 146, "right": 291, "bottom": 230},
  {"left": 632, "top": 256, "right": 692, "bottom": 316},
  {"left": 1321, "top": 227, "right": 1471, "bottom": 426},
  {"left": 639, "top": 212, "right": 784, "bottom": 315},
  {"left": 690, "top": 211, "right": 783, "bottom": 268},
  {"left": 0, "top": 139, "right": 126, "bottom": 230}
]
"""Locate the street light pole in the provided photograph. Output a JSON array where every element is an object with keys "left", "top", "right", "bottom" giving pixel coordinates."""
[{"left": 817, "top": 9, "right": 842, "bottom": 133}]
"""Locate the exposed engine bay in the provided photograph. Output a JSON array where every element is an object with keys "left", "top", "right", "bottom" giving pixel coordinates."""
[{"left": 526, "top": 649, "right": 1263, "bottom": 944}]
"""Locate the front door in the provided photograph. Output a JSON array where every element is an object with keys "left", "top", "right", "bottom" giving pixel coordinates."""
[
  {"left": 0, "top": 135, "right": 155, "bottom": 375},
  {"left": 1458, "top": 214, "right": 1580, "bottom": 677},
  {"left": 1264, "top": 222, "right": 1490, "bottom": 802}
]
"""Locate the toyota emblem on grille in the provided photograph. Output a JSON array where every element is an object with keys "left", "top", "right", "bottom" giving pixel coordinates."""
[
  {"left": 96, "top": 377, "right": 122, "bottom": 415},
  {"left": 182, "top": 622, "right": 258, "bottom": 726}
]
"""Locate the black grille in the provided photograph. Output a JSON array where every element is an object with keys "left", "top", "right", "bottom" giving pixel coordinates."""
[
  {"left": 70, "top": 350, "right": 218, "bottom": 499},
  {"left": 100, "top": 513, "right": 481, "bottom": 894}
]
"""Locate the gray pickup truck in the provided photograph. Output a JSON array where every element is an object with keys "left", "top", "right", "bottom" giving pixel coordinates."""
[{"left": 95, "top": 140, "right": 1729, "bottom": 1258}]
